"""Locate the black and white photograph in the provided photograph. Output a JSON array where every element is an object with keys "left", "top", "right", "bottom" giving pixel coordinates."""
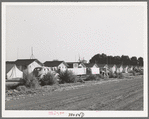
[{"left": 2, "top": 1, "right": 148, "bottom": 117}]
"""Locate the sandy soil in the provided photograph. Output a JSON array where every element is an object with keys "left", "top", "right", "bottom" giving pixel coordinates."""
[{"left": 5, "top": 75, "right": 143, "bottom": 110}]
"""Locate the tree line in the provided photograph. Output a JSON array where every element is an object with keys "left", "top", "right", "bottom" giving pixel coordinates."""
[{"left": 89, "top": 53, "right": 143, "bottom": 66}]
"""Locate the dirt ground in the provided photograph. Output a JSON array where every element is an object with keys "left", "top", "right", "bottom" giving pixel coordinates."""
[{"left": 5, "top": 75, "right": 143, "bottom": 110}]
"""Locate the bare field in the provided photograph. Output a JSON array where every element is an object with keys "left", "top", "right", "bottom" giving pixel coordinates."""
[{"left": 5, "top": 75, "right": 143, "bottom": 110}]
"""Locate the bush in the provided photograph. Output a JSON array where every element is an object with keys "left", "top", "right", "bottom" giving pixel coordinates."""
[
  {"left": 97, "top": 74, "right": 104, "bottom": 79},
  {"left": 40, "top": 72, "right": 58, "bottom": 86},
  {"left": 108, "top": 71, "right": 124, "bottom": 79},
  {"left": 129, "top": 70, "right": 136, "bottom": 76},
  {"left": 23, "top": 72, "right": 40, "bottom": 89},
  {"left": 6, "top": 84, "right": 20, "bottom": 90},
  {"left": 85, "top": 74, "right": 97, "bottom": 81},
  {"left": 86, "top": 68, "right": 92, "bottom": 75},
  {"left": 85, "top": 74, "right": 103, "bottom": 81},
  {"left": 58, "top": 70, "right": 77, "bottom": 83},
  {"left": 136, "top": 69, "right": 143, "bottom": 75},
  {"left": 16, "top": 85, "right": 27, "bottom": 92},
  {"left": 116, "top": 73, "right": 124, "bottom": 79},
  {"left": 109, "top": 71, "right": 117, "bottom": 78},
  {"left": 139, "top": 70, "right": 143, "bottom": 75}
]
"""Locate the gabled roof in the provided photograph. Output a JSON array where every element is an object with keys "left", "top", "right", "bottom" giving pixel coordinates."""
[
  {"left": 15, "top": 59, "right": 43, "bottom": 66},
  {"left": 44, "top": 61, "right": 68, "bottom": 67},
  {"left": 84, "top": 63, "right": 98, "bottom": 68},
  {"left": 66, "top": 62, "right": 86, "bottom": 68},
  {"left": 123, "top": 65, "right": 129, "bottom": 68},
  {"left": 128, "top": 65, "right": 133, "bottom": 68},
  {"left": 117, "top": 64, "right": 123, "bottom": 68},
  {"left": 79, "top": 62, "right": 86, "bottom": 68},
  {"left": 108, "top": 64, "right": 116, "bottom": 68}
]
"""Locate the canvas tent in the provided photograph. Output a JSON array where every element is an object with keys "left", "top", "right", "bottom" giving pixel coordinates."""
[{"left": 6, "top": 64, "right": 23, "bottom": 80}]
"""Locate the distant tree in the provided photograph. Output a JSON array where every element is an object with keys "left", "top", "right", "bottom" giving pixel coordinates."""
[
  {"left": 138, "top": 57, "right": 143, "bottom": 66},
  {"left": 107, "top": 56, "right": 113, "bottom": 64},
  {"left": 89, "top": 54, "right": 102, "bottom": 64},
  {"left": 114, "top": 56, "right": 121, "bottom": 65},
  {"left": 121, "top": 55, "right": 130, "bottom": 65},
  {"left": 130, "top": 56, "right": 138, "bottom": 65},
  {"left": 89, "top": 53, "right": 141, "bottom": 66},
  {"left": 101, "top": 53, "right": 107, "bottom": 64}
]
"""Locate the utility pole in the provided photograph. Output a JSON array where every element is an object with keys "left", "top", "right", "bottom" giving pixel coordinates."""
[
  {"left": 30, "top": 47, "right": 35, "bottom": 59},
  {"left": 78, "top": 54, "right": 80, "bottom": 62},
  {"left": 17, "top": 48, "right": 19, "bottom": 59}
]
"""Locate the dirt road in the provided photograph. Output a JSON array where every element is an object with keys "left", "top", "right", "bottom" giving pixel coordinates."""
[{"left": 6, "top": 75, "right": 143, "bottom": 110}]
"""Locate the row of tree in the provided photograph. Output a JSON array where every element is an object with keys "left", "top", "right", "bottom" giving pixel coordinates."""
[{"left": 89, "top": 53, "right": 143, "bottom": 66}]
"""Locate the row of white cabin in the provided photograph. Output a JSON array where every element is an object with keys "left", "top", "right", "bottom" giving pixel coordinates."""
[
  {"left": 43, "top": 61, "right": 143, "bottom": 75},
  {"left": 6, "top": 59, "right": 143, "bottom": 80}
]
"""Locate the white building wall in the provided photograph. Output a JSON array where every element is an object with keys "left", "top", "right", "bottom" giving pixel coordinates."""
[
  {"left": 68, "top": 68, "right": 86, "bottom": 75},
  {"left": 27, "top": 61, "right": 42, "bottom": 74},
  {"left": 91, "top": 68, "right": 100, "bottom": 74},
  {"left": 58, "top": 63, "right": 67, "bottom": 71}
]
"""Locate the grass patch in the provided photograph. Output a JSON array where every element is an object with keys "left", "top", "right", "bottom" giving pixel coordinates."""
[
  {"left": 85, "top": 74, "right": 103, "bottom": 81},
  {"left": 108, "top": 71, "right": 124, "bottom": 79},
  {"left": 129, "top": 70, "right": 136, "bottom": 76}
]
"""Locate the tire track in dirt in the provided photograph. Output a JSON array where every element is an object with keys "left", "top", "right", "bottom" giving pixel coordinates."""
[
  {"left": 6, "top": 81, "right": 139, "bottom": 110},
  {"left": 54, "top": 81, "right": 143, "bottom": 110},
  {"left": 6, "top": 77, "right": 143, "bottom": 110}
]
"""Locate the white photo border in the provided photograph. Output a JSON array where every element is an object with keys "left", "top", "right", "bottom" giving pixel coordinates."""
[{"left": 2, "top": 2, "right": 148, "bottom": 117}]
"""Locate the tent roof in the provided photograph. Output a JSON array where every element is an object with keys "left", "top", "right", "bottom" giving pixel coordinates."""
[
  {"left": 44, "top": 61, "right": 68, "bottom": 67},
  {"left": 6, "top": 63, "right": 15, "bottom": 73},
  {"left": 15, "top": 59, "right": 43, "bottom": 66}
]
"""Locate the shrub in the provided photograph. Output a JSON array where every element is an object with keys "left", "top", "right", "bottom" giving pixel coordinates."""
[
  {"left": 97, "top": 74, "right": 104, "bottom": 79},
  {"left": 86, "top": 68, "right": 92, "bottom": 75},
  {"left": 58, "top": 70, "right": 77, "bottom": 83},
  {"left": 85, "top": 74, "right": 103, "bottom": 81},
  {"left": 77, "top": 78, "right": 85, "bottom": 83},
  {"left": 23, "top": 72, "right": 40, "bottom": 89},
  {"left": 6, "top": 84, "right": 20, "bottom": 90},
  {"left": 116, "top": 73, "right": 124, "bottom": 79},
  {"left": 139, "top": 70, "right": 143, "bottom": 75},
  {"left": 109, "top": 71, "right": 117, "bottom": 78},
  {"left": 129, "top": 70, "right": 136, "bottom": 76},
  {"left": 16, "top": 85, "right": 27, "bottom": 92},
  {"left": 85, "top": 74, "right": 97, "bottom": 81},
  {"left": 40, "top": 72, "right": 58, "bottom": 86}
]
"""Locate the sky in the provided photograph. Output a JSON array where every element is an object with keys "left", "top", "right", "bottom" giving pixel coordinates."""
[{"left": 5, "top": 3, "right": 146, "bottom": 63}]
